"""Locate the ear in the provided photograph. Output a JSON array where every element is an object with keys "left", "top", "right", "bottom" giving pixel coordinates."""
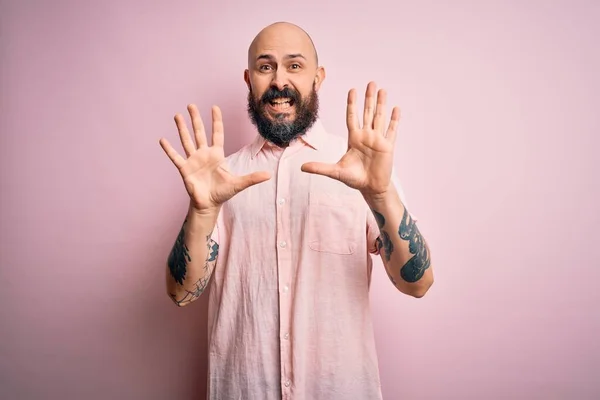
[
  {"left": 314, "top": 66, "right": 326, "bottom": 91},
  {"left": 244, "top": 69, "right": 251, "bottom": 90}
]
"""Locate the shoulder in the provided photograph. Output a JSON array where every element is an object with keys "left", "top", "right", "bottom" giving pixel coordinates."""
[
  {"left": 310, "top": 124, "right": 349, "bottom": 160},
  {"left": 224, "top": 145, "right": 251, "bottom": 163},
  {"left": 322, "top": 130, "right": 348, "bottom": 149},
  {"left": 222, "top": 137, "right": 259, "bottom": 168}
]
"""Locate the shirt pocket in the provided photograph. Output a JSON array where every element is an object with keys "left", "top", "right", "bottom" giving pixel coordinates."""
[{"left": 307, "top": 191, "right": 361, "bottom": 255}]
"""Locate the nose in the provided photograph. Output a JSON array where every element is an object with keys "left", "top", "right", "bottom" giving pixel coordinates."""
[{"left": 271, "top": 69, "right": 289, "bottom": 90}]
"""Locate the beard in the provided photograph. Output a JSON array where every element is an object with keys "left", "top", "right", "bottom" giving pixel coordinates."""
[{"left": 247, "top": 84, "right": 319, "bottom": 148}]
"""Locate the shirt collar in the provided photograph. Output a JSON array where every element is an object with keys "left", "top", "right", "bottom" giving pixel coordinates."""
[{"left": 250, "top": 119, "right": 327, "bottom": 159}]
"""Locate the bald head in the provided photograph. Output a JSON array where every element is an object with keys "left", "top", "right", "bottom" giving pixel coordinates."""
[
  {"left": 247, "top": 22, "right": 319, "bottom": 68},
  {"left": 243, "top": 21, "right": 326, "bottom": 147}
]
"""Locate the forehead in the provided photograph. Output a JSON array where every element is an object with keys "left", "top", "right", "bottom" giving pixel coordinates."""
[{"left": 249, "top": 27, "right": 315, "bottom": 63}]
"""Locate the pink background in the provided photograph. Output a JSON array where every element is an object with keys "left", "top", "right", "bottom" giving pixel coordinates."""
[{"left": 1, "top": 0, "right": 599, "bottom": 399}]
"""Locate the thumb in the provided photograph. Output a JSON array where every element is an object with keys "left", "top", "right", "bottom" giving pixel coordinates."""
[
  {"left": 301, "top": 162, "right": 340, "bottom": 180},
  {"left": 232, "top": 171, "right": 271, "bottom": 194}
]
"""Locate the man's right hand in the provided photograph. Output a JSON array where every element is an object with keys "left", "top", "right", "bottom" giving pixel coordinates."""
[{"left": 159, "top": 104, "right": 271, "bottom": 213}]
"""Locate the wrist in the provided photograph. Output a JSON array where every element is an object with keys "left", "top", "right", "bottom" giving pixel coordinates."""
[
  {"left": 362, "top": 184, "right": 398, "bottom": 208},
  {"left": 188, "top": 202, "right": 221, "bottom": 220}
]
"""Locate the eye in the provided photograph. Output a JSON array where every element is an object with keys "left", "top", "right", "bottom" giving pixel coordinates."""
[
  {"left": 290, "top": 63, "right": 301, "bottom": 70},
  {"left": 259, "top": 64, "right": 273, "bottom": 71}
]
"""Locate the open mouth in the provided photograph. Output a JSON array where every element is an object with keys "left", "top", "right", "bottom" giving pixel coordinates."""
[{"left": 267, "top": 98, "right": 295, "bottom": 112}]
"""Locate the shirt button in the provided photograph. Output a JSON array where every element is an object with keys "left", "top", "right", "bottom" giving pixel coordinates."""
[
  {"left": 279, "top": 241, "right": 287, "bottom": 248},
  {"left": 284, "top": 333, "right": 289, "bottom": 340},
  {"left": 278, "top": 198, "right": 286, "bottom": 205},
  {"left": 284, "top": 380, "right": 291, "bottom": 387},
  {"left": 283, "top": 285, "right": 289, "bottom": 293}
]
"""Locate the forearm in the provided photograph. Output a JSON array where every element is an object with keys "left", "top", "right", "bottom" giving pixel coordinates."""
[
  {"left": 364, "top": 185, "right": 433, "bottom": 298},
  {"left": 166, "top": 203, "right": 220, "bottom": 306}
]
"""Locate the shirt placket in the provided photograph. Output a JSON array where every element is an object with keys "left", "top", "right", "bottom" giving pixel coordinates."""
[{"left": 275, "top": 147, "right": 295, "bottom": 399}]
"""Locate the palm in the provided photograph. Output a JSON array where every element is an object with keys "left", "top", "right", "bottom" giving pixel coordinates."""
[
  {"left": 160, "top": 105, "right": 270, "bottom": 211},
  {"left": 179, "top": 145, "right": 234, "bottom": 209},
  {"left": 302, "top": 82, "right": 400, "bottom": 196}
]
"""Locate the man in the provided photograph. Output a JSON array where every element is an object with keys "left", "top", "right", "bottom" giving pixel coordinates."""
[{"left": 159, "top": 21, "right": 433, "bottom": 400}]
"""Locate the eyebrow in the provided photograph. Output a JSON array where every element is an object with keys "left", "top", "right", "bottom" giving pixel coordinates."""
[{"left": 256, "top": 53, "right": 306, "bottom": 62}]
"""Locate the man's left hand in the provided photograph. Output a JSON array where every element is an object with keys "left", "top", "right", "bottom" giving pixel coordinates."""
[{"left": 301, "top": 81, "right": 400, "bottom": 198}]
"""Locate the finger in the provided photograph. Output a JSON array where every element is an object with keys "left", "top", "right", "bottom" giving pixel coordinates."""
[
  {"left": 188, "top": 104, "right": 207, "bottom": 148},
  {"left": 300, "top": 162, "right": 340, "bottom": 180},
  {"left": 174, "top": 113, "right": 195, "bottom": 157},
  {"left": 159, "top": 138, "right": 186, "bottom": 169},
  {"left": 373, "top": 89, "right": 387, "bottom": 133},
  {"left": 232, "top": 171, "right": 271, "bottom": 194},
  {"left": 346, "top": 88, "right": 359, "bottom": 132},
  {"left": 211, "top": 106, "right": 224, "bottom": 148},
  {"left": 386, "top": 106, "right": 401, "bottom": 143},
  {"left": 363, "top": 81, "right": 377, "bottom": 129}
]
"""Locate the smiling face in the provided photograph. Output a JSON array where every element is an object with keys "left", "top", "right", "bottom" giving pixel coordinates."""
[{"left": 245, "top": 23, "right": 325, "bottom": 147}]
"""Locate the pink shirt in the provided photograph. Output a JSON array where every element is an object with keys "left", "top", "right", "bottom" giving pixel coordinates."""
[{"left": 207, "top": 120, "right": 408, "bottom": 399}]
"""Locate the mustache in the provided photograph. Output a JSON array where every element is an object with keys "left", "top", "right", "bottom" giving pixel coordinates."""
[{"left": 260, "top": 87, "right": 300, "bottom": 104}]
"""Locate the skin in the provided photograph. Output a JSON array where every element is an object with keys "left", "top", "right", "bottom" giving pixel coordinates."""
[
  {"left": 159, "top": 22, "right": 434, "bottom": 305},
  {"left": 244, "top": 22, "right": 325, "bottom": 122}
]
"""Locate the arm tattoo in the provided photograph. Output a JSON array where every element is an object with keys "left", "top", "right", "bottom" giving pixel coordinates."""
[
  {"left": 372, "top": 207, "right": 430, "bottom": 284},
  {"left": 380, "top": 231, "right": 393, "bottom": 262},
  {"left": 168, "top": 218, "right": 191, "bottom": 285},
  {"left": 170, "top": 274, "right": 212, "bottom": 306},
  {"left": 206, "top": 236, "right": 219, "bottom": 267},
  {"left": 372, "top": 209, "right": 394, "bottom": 262},
  {"left": 377, "top": 236, "right": 397, "bottom": 284},
  {"left": 373, "top": 209, "right": 385, "bottom": 229},
  {"left": 168, "top": 225, "right": 220, "bottom": 305},
  {"left": 398, "top": 209, "right": 430, "bottom": 282}
]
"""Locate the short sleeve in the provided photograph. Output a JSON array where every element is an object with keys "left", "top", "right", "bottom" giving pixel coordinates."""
[{"left": 366, "top": 168, "right": 416, "bottom": 255}]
